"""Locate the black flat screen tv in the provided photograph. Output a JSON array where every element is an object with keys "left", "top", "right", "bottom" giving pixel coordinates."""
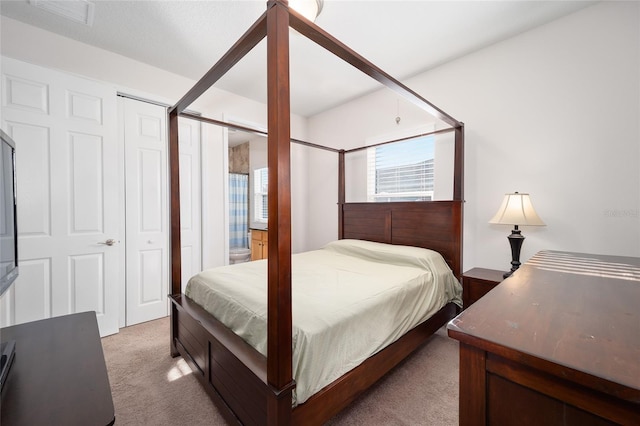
[{"left": 0, "top": 129, "right": 18, "bottom": 297}]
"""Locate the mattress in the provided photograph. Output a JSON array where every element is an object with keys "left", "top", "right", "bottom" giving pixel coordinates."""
[{"left": 185, "top": 239, "right": 462, "bottom": 405}]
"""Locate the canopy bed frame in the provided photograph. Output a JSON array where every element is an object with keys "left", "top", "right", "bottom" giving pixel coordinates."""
[{"left": 168, "top": 1, "right": 464, "bottom": 425}]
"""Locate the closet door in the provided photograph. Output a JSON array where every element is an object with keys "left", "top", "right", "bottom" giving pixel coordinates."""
[
  {"left": 122, "top": 98, "right": 169, "bottom": 325},
  {"left": 0, "top": 57, "right": 120, "bottom": 336}
]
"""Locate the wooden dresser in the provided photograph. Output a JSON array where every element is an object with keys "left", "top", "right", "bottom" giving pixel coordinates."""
[
  {"left": 448, "top": 251, "right": 640, "bottom": 425},
  {"left": 1, "top": 312, "right": 115, "bottom": 425},
  {"left": 462, "top": 268, "right": 504, "bottom": 308}
]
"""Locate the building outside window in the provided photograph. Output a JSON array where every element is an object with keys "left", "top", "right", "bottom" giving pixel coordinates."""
[{"left": 367, "top": 135, "right": 435, "bottom": 202}]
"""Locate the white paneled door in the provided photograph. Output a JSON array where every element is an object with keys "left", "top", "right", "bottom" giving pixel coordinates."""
[
  {"left": 122, "top": 99, "right": 202, "bottom": 325},
  {"left": 122, "top": 98, "right": 169, "bottom": 326},
  {"left": 0, "top": 57, "right": 120, "bottom": 336}
]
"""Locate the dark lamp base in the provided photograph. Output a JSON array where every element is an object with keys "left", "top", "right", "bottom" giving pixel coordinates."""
[{"left": 505, "top": 227, "right": 525, "bottom": 278}]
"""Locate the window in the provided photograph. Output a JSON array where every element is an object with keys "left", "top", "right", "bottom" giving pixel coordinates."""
[
  {"left": 367, "top": 135, "right": 435, "bottom": 202},
  {"left": 253, "top": 167, "right": 268, "bottom": 222}
]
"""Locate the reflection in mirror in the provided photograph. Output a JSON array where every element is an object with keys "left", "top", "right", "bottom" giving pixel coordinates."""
[
  {"left": 253, "top": 167, "right": 268, "bottom": 224},
  {"left": 227, "top": 129, "right": 264, "bottom": 265},
  {"left": 228, "top": 127, "right": 268, "bottom": 230}
]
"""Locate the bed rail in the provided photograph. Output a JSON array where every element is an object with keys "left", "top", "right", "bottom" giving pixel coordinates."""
[{"left": 171, "top": 293, "right": 458, "bottom": 425}]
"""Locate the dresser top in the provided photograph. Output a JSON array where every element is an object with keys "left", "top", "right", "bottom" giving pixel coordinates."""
[
  {"left": 1, "top": 312, "right": 114, "bottom": 425},
  {"left": 449, "top": 250, "right": 640, "bottom": 398}
]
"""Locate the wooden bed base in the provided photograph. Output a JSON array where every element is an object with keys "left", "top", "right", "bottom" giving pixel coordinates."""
[
  {"left": 171, "top": 295, "right": 458, "bottom": 426},
  {"left": 167, "top": 1, "right": 464, "bottom": 424}
]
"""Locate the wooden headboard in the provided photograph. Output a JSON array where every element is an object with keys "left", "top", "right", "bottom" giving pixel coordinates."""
[{"left": 340, "top": 201, "right": 463, "bottom": 280}]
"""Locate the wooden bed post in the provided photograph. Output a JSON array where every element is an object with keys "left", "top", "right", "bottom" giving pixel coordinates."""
[
  {"left": 338, "top": 150, "right": 345, "bottom": 239},
  {"left": 169, "top": 109, "right": 181, "bottom": 296},
  {"left": 168, "top": 109, "right": 181, "bottom": 357},
  {"left": 454, "top": 123, "right": 465, "bottom": 202},
  {"left": 454, "top": 123, "right": 465, "bottom": 279},
  {"left": 266, "top": 1, "right": 294, "bottom": 424}
]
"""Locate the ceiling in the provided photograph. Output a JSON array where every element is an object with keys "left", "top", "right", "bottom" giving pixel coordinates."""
[{"left": 1, "top": 1, "right": 595, "bottom": 117}]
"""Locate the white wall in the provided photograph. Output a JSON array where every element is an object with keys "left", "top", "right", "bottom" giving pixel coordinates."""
[
  {"left": 307, "top": 1, "right": 640, "bottom": 271},
  {"left": 1, "top": 16, "right": 310, "bottom": 265}
]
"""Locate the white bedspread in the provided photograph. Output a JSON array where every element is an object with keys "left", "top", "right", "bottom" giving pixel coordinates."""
[{"left": 185, "top": 239, "right": 462, "bottom": 405}]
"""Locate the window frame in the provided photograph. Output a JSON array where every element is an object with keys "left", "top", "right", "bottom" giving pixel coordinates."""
[{"left": 253, "top": 167, "right": 268, "bottom": 223}]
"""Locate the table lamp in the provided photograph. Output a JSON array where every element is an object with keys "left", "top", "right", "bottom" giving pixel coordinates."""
[{"left": 489, "top": 192, "right": 545, "bottom": 278}]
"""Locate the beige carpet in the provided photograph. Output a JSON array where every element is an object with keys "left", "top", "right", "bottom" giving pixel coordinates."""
[{"left": 101, "top": 317, "right": 459, "bottom": 425}]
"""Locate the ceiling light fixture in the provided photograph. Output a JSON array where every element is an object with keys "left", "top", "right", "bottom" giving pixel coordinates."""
[
  {"left": 289, "top": 0, "right": 324, "bottom": 22},
  {"left": 28, "top": 0, "right": 95, "bottom": 27}
]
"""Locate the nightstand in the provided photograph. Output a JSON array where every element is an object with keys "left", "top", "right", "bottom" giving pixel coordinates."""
[{"left": 462, "top": 268, "right": 505, "bottom": 308}]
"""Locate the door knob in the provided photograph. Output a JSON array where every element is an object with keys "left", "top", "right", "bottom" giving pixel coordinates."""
[{"left": 98, "top": 239, "right": 116, "bottom": 246}]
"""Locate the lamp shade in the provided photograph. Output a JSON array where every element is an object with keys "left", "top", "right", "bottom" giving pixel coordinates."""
[{"left": 489, "top": 192, "right": 545, "bottom": 226}]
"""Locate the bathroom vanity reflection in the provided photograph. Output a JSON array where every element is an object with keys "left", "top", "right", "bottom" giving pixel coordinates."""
[{"left": 250, "top": 229, "right": 268, "bottom": 261}]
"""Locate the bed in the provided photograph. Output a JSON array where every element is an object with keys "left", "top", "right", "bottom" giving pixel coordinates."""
[
  {"left": 185, "top": 239, "right": 462, "bottom": 407},
  {"left": 167, "top": 1, "right": 465, "bottom": 425}
]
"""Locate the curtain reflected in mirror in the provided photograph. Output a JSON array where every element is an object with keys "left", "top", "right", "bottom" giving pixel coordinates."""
[{"left": 229, "top": 173, "right": 249, "bottom": 248}]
